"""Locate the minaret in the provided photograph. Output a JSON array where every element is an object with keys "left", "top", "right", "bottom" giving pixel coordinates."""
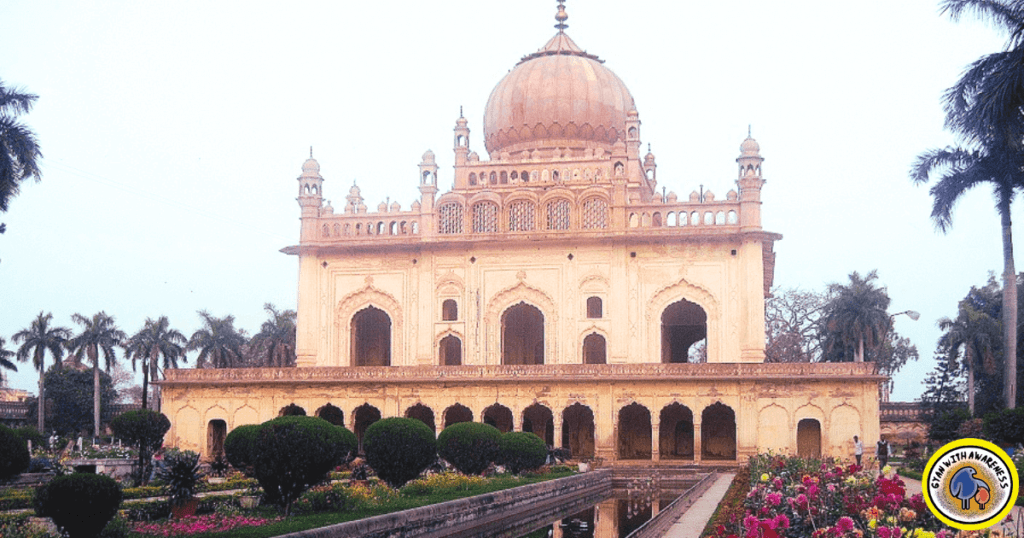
[
  {"left": 419, "top": 150, "right": 438, "bottom": 236},
  {"left": 453, "top": 108, "right": 470, "bottom": 167},
  {"left": 736, "top": 127, "right": 765, "bottom": 230},
  {"left": 297, "top": 149, "right": 323, "bottom": 241}
]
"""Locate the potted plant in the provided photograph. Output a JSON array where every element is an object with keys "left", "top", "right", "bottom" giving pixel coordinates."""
[
  {"left": 207, "top": 455, "right": 230, "bottom": 484},
  {"left": 156, "top": 450, "right": 204, "bottom": 518},
  {"left": 238, "top": 484, "right": 261, "bottom": 510}
]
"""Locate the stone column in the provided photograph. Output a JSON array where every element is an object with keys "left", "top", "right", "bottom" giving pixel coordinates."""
[
  {"left": 553, "top": 414, "right": 563, "bottom": 449},
  {"left": 552, "top": 522, "right": 563, "bottom": 538},
  {"left": 693, "top": 421, "right": 702, "bottom": 464},
  {"left": 651, "top": 422, "right": 660, "bottom": 462}
]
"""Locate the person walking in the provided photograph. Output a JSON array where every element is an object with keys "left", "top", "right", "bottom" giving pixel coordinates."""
[
  {"left": 853, "top": 435, "right": 863, "bottom": 467},
  {"left": 876, "top": 438, "right": 890, "bottom": 473}
]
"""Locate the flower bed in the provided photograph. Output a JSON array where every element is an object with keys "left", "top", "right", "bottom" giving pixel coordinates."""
[
  {"left": 704, "top": 454, "right": 955, "bottom": 538},
  {"left": 131, "top": 513, "right": 279, "bottom": 536}
]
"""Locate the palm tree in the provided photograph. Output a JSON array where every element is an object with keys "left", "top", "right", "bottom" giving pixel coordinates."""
[
  {"left": 912, "top": 144, "right": 1021, "bottom": 408},
  {"left": 0, "top": 79, "right": 43, "bottom": 234},
  {"left": 13, "top": 312, "right": 71, "bottom": 431},
  {"left": 822, "top": 270, "right": 891, "bottom": 363},
  {"left": 67, "top": 312, "right": 126, "bottom": 437},
  {"left": 938, "top": 302, "right": 1000, "bottom": 416},
  {"left": 919, "top": 0, "right": 1024, "bottom": 409},
  {"left": 124, "top": 317, "right": 187, "bottom": 410},
  {"left": 188, "top": 311, "right": 247, "bottom": 368},
  {"left": 0, "top": 337, "right": 16, "bottom": 383},
  {"left": 250, "top": 303, "right": 297, "bottom": 367}
]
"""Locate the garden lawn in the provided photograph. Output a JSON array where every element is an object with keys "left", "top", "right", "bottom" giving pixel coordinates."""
[{"left": 128, "top": 471, "right": 574, "bottom": 538}]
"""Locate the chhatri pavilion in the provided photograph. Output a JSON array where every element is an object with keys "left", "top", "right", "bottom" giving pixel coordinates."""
[{"left": 160, "top": 2, "right": 882, "bottom": 465}]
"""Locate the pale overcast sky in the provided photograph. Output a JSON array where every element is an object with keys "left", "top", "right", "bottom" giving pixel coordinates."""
[{"left": 0, "top": 1, "right": 1011, "bottom": 402}]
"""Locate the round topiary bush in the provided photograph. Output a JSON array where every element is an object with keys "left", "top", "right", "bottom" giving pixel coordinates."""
[
  {"left": 497, "top": 432, "right": 548, "bottom": 475},
  {"left": 336, "top": 425, "right": 358, "bottom": 465},
  {"left": 253, "top": 416, "right": 345, "bottom": 515},
  {"left": 0, "top": 424, "right": 30, "bottom": 480},
  {"left": 363, "top": 417, "right": 436, "bottom": 488},
  {"left": 437, "top": 421, "right": 501, "bottom": 475},
  {"left": 34, "top": 473, "right": 123, "bottom": 538},
  {"left": 224, "top": 424, "right": 261, "bottom": 476},
  {"left": 110, "top": 409, "right": 171, "bottom": 485}
]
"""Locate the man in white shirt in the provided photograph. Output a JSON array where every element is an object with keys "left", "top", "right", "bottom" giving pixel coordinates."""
[{"left": 853, "top": 435, "right": 863, "bottom": 467}]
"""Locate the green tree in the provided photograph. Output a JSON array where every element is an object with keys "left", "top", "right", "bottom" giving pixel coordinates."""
[
  {"left": 13, "top": 311, "right": 71, "bottom": 431},
  {"left": 938, "top": 302, "right": 1000, "bottom": 415},
  {"left": 26, "top": 366, "right": 116, "bottom": 436},
  {"left": 110, "top": 409, "right": 170, "bottom": 485},
  {"left": 250, "top": 303, "right": 296, "bottom": 367},
  {"left": 188, "top": 311, "right": 246, "bottom": 368},
  {"left": 67, "top": 311, "right": 126, "bottom": 437},
  {"left": 124, "top": 316, "right": 187, "bottom": 410},
  {"left": 764, "top": 287, "right": 830, "bottom": 363},
  {"left": 913, "top": 0, "right": 1024, "bottom": 408},
  {"left": 820, "top": 270, "right": 892, "bottom": 363},
  {"left": 0, "top": 79, "right": 42, "bottom": 235}
]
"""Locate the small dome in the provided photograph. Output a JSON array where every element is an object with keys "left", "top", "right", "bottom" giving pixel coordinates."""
[
  {"left": 421, "top": 149, "right": 436, "bottom": 163},
  {"left": 740, "top": 136, "right": 760, "bottom": 157},
  {"left": 301, "top": 157, "right": 320, "bottom": 177},
  {"left": 349, "top": 184, "right": 361, "bottom": 196}
]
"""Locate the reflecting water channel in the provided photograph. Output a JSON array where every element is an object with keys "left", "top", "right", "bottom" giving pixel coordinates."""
[{"left": 510, "top": 491, "right": 682, "bottom": 538}]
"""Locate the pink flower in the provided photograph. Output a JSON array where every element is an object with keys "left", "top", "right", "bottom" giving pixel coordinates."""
[
  {"left": 773, "top": 514, "right": 789, "bottom": 529},
  {"left": 836, "top": 516, "right": 854, "bottom": 532},
  {"left": 766, "top": 492, "right": 782, "bottom": 506}
]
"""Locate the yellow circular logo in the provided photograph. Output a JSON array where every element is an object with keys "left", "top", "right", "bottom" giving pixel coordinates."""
[{"left": 922, "top": 438, "right": 1019, "bottom": 530}]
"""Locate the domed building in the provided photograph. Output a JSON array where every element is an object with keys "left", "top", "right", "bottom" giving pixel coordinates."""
[{"left": 161, "top": 3, "right": 882, "bottom": 465}]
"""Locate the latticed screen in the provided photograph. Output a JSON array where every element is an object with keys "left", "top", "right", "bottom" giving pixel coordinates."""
[
  {"left": 438, "top": 202, "right": 464, "bottom": 234},
  {"left": 507, "top": 200, "right": 536, "bottom": 232},
  {"left": 582, "top": 198, "right": 608, "bottom": 229},
  {"left": 547, "top": 199, "right": 571, "bottom": 230},
  {"left": 472, "top": 202, "right": 499, "bottom": 233}
]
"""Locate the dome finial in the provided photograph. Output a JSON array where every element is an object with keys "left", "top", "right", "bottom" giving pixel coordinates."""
[
  {"left": 555, "top": 1, "right": 568, "bottom": 33},
  {"left": 309, "top": 146, "right": 313, "bottom": 158},
  {"left": 748, "top": 124, "right": 752, "bottom": 137}
]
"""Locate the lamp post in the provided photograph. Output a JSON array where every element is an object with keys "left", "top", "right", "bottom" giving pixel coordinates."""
[{"left": 879, "top": 310, "right": 920, "bottom": 401}]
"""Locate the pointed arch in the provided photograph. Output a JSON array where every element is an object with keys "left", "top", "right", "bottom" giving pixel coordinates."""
[
  {"left": 334, "top": 283, "right": 403, "bottom": 367},
  {"left": 648, "top": 278, "right": 719, "bottom": 362},
  {"left": 484, "top": 281, "right": 557, "bottom": 365}
]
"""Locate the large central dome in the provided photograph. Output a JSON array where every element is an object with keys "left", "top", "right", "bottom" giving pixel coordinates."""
[{"left": 482, "top": 29, "right": 636, "bottom": 156}]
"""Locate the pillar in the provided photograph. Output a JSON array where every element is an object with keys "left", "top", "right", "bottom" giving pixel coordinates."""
[
  {"left": 693, "top": 420, "right": 702, "bottom": 464},
  {"left": 553, "top": 414, "right": 563, "bottom": 449},
  {"left": 651, "top": 422, "right": 660, "bottom": 462}
]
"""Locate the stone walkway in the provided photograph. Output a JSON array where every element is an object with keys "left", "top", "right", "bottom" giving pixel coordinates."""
[{"left": 661, "top": 472, "right": 735, "bottom": 538}]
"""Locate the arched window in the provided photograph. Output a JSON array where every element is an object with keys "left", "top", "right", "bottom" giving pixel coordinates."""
[
  {"left": 489, "top": 172, "right": 497, "bottom": 185},
  {"left": 469, "top": 173, "right": 477, "bottom": 186},
  {"left": 483, "top": 404, "right": 513, "bottom": 433},
  {"left": 546, "top": 199, "right": 571, "bottom": 230},
  {"left": 500, "top": 171, "right": 508, "bottom": 184},
  {"left": 322, "top": 224, "right": 330, "bottom": 237},
  {"left": 586, "top": 297, "right": 603, "bottom": 318},
  {"left": 582, "top": 198, "right": 608, "bottom": 229},
  {"left": 441, "top": 299, "right": 458, "bottom": 321},
  {"left": 438, "top": 202, "right": 464, "bottom": 234},
  {"left": 439, "top": 334, "right": 462, "bottom": 366},
  {"left": 502, "top": 302, "right": 544, "bottom": 365},
  {"left": 583, "top": 333, "right": 606, "bottom": 364},
  {"left": 351, "top": 306, "right": 391, "bottom": 366},
  {"left": 207, "top": 420, "right": 226, "bottom": 458},
  {"left": 507, "top": 200, "right": 536, "bottom": 232},
  {"left": 472, "top": 202, "right": 499, "bottom": 233}
]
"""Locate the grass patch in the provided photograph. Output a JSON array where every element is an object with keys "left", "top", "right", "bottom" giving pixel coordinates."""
[
  {"left": 699, "top": 469, "right": 749, "bottom": 538},
  {"left": 129, "top": 471, "right": 573, "bottom": 538}
]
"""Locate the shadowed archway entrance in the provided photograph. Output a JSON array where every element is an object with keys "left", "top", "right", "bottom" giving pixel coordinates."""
[
  {"left": 352, "top": 306, "right": 391, "bottom": 366},
  {"left": 439, "top": 334, "right": 462, "bottom": 365},
  {"left": 661, "top": 299, "right": 707, "bottom": 363},
  {"left": 353, "top": 404, "right": 381, "bottom": 454},
  {"left": 618, "top": 403, "right": 652, "bottom": 460},
  {"left": 701, "top": 402, "right": 736, "bottom": 460},
  {"left": 207, "top": 420, "right": 226, "bottom": 459},
  {"left": 797, "top": 418, "right": 821, "bottom": 458},
  {"left": 315, "top": 404, "right": 344, "bottom": 426},
  {"left": 522, "top": 403, "right": 554, "bottom": 445},
  {"left": 405, "top": 404, "right": 436, "bottom": 433},
  {"left": 659, "top": 403, "right": 694, "bottom": 460},
  {"left": 502, "top": 303, "right": 544, "bottom": 365},
  {"left": 443, "top": 403, "right": 473, "bottom": 428},
  {"left": 562, "top": 403, "right": 595, "bottom": 459},
  {"left": 483, "top": 404, "right": 514, "bottom": 433}
]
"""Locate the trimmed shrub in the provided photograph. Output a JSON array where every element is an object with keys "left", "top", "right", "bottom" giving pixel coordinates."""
[
  {"left": 34, "top": 473, "right": 123, "bottom": 538},
  {"left": 336, "top": 425, "right": 358, "bottom": 465},
  {"left": 984, "top": 408, "right": 1024, "bottom": 446},
  {"left": 14, "top": 426, "right": 46, "bottom": 450},
  {"left": 437, "top": 421, "right": 501, "bottom": 475},
  {"left": 929, "top": 408, "right": 970, "bottom": 443},
  {"left": 253, "top": 416, "right": 344, "bottom": 515},
  {"left": 363, "top": 417, "right": 436, "bottom": 488},
  {"left": 224, "top": 424, "right": 261, "bottom": 476},
  {"left": 109, "top": 409, "right": 170, "bottom": 485},
  {"left": 497, "top": 432, "right": 547, "bottom": 475},
  {"left": 0, "top": 425, "right": 29, "bottom": 480}
]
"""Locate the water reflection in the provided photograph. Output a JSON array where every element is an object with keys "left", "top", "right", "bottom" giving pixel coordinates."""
[{"left": 514, "top": 492, "right": 683, "bottom": 538}]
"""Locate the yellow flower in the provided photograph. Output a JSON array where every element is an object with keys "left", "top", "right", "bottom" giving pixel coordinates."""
[
  {"left": 761, "top": 473, "right": 770, "bottom": 482},
  {"left": 882, "top": 464, "right": 893, "bottom": 476},
  {"left": 868, "top": 519, "right": 877, "bottom": 529}
]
